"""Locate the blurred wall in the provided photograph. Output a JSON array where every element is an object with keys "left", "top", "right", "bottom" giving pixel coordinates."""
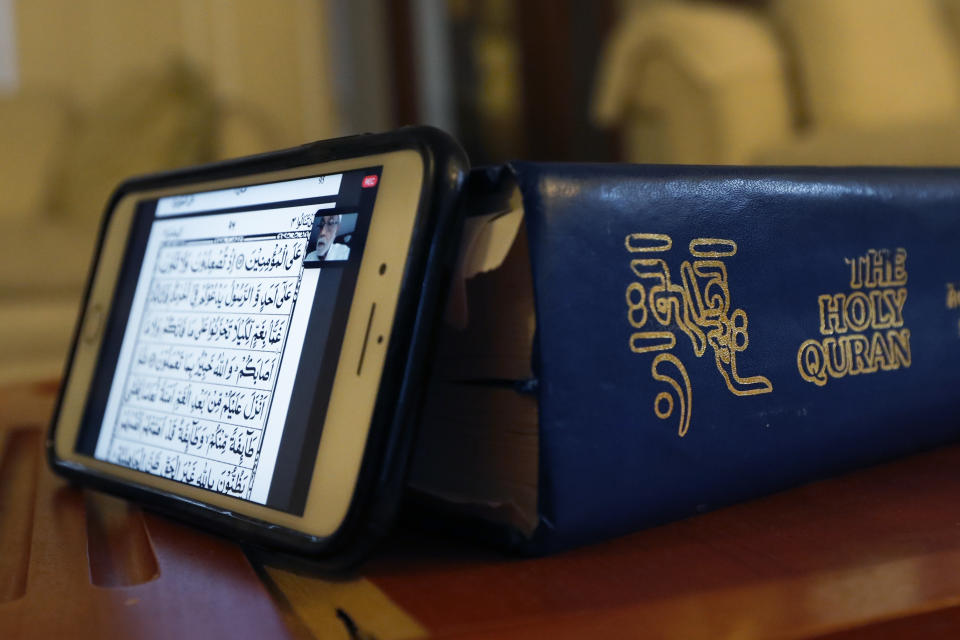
[
  {"left": 0, "top": 0, "right": 353, "bottom": 382},
  {"left": 14, "top": 0, "right": 340, "bottom": 146}
]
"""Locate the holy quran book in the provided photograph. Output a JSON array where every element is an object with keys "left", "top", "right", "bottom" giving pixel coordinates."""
[{"left": 408, "top": 163, "right": 960, "bottom": 554}]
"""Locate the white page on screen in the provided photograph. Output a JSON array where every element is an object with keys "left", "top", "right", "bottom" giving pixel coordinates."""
[{"left": 92, "top": 200, "right": 337, "bottom": 504}]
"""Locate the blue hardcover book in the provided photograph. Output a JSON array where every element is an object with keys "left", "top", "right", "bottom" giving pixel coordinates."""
[{"left": 408, "top": 163, "right": 960, "bottom": 554}]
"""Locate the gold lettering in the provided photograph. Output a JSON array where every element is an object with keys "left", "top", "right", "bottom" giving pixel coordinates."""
[
  {"left": 626, "top": 233, "right": 672, "bottom": 253},
  {"left": 870, "top": 331, "right": 894, "bottom": 371},
  {"left": 652, "top": 353, "right": 692, "bottom": 437},
  {"left": 630, "top": 331, "right": 675, "bottom": 353},
  {"left": 846, "top": 256, "right": 863, "bottom": 289},
  {"left": 869, "top": 290, "right": 891, "bottom": 329},
  {"left": 818, "top": 294, "right": 847, "bottom": 335},
  {"left": 867, "top": 249, "right": 887, "bottom": 288},
  {"left": 844, "top": 292, "right": 871, "bottom": 332},
  {"left": 799, "top": 330, "right": 909, "bottom": 384},
  {"left": 892, "top": 248, "right": 908, "bottom": 285},
  {"left": 797, "top": 339, "right": 827, "bottom": 386},
  {"left": 886, "top": 288, "right": 907, "bottom": 327},
  {"left": 823, "top": 337, "right": 847, "bottom": 379},
  {"left": 847, "top": 334, "right": 871, "bottom": 375},
  {"left": 947, "top": 283, "right": 960, "bottom": 310},
  {"left": 688, "top": 238, "right": 737, "bottom": 258},
  {"left": 846, "top": 248, "right": 907, "bottom": 289},
  {"left": 798, "top": 247, "right": 910, "bottom": 386},
  {"left": 626, "top": 282, "right": 647, "bottom": 328},
  {"left": 627, "top": 233, "right": 772, "bottom": 436},
  {"left": 887, "top": 328, "right": 911, "bottom": 368}
]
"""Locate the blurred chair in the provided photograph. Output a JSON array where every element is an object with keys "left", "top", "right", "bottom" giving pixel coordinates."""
[
  {"left": 593, "top": 0, "right": 960, "bottom": 166},
  {"left": 0, "top": 60, "right": 274, "bottom": 382}
]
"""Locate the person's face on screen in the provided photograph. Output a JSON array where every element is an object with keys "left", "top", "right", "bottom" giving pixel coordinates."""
[{"left": 315, "top": 214, "right": 340, "bottom": 257}]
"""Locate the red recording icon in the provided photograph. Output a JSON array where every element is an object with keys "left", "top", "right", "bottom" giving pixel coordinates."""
[{"left": 362, "top": 175, "right": 379, "bottom": 188}]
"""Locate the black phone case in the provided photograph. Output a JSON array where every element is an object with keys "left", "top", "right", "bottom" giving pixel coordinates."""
[{"left": 47, "top": 126, "right": 469, "bottom": 569}]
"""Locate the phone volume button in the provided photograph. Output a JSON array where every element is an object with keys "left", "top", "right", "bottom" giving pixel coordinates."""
[{"left": 357, "top": 303, "right": 376, "bottom": 376}]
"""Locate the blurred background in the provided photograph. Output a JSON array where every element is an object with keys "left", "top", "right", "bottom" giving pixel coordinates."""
[{"left": 2, "top": 0, "right": 960, "bottom": 381}]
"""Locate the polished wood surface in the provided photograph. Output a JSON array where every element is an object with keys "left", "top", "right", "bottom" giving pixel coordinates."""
[
  {"left": 0, "top": 384, "right": 300, "bottom": 640},
  {"left": 5, "top": 381, "right": 960, "bottom": 638},
  {"left": 358, "top": 445, "right": 960, "bottom": 638}
]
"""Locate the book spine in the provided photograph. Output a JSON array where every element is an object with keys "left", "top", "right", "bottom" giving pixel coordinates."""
[{"left": 513, "top": 162, "right": 960, "bottom": 553}]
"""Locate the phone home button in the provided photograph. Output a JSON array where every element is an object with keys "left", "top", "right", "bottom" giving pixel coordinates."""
[{"left": 82, "top": 304, "right": 105, "bottom": 344}]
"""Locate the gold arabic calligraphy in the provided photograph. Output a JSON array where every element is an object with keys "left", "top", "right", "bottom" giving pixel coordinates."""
[{"left": 626, "top": 234, "right": 772, "bottom": 437}]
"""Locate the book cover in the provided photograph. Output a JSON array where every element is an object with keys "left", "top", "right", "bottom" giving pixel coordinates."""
[{"left": 410, "top": 163, "right": 960, "bottom": 554}]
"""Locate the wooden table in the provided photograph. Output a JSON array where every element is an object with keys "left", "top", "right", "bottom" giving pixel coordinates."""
[{"left": 3, "top": 381, "right": 960, "bottom": 639}]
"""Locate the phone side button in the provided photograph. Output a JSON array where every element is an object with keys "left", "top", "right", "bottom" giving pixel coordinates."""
[
  {"left": 357, "top": 302, "right": 376, "bottom": 375},
  {"left": 82, "top": 304, "right": 105, "bottom": 344}
]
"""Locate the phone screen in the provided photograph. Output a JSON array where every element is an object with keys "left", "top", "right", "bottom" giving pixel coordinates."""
[{"left": 74, "top": 167, "right": 384, "bottom": 515}]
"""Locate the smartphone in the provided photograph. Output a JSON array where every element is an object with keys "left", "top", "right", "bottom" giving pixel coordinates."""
[{"left": 48, "top": 127, "right": 468, "bottom": 563}]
